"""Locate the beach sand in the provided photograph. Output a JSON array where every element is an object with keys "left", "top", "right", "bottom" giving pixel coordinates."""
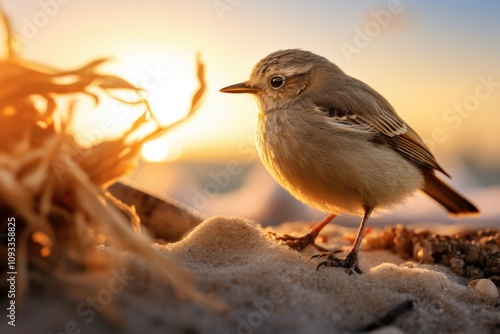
[{"left": 7, "top": 216, "right": 499, "bottom": 334}]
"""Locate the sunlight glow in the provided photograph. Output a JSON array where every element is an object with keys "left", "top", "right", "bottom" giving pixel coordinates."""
[
  {"left": 111, "top": 50, "right": 198, "bottom": 127},
  {"left": 141, "top": 137, "right": 182, "bottom": 162},
  {"left": 71, "top": 48, "right": 203, "bottom": 155},
  {"left": 141, "top": 138, "right": 170, "bottom": 162}
]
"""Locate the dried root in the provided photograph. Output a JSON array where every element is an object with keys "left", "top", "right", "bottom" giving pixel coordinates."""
[{"left": 0, "top": 10, "right": 225, "bottom": 317}]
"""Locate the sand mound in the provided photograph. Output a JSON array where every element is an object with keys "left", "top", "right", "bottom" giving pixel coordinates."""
[{"left": 162, "top": 216, "right": 500, "bottom": 333}]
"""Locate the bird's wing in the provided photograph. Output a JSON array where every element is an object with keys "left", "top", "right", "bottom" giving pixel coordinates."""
[{"left": 317, "top": 77, "right": 450, "bottom": 177}]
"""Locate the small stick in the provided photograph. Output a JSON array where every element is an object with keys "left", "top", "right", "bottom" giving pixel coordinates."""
[{"left": 356, "top": 300, "right": 414, "bottom": 332}]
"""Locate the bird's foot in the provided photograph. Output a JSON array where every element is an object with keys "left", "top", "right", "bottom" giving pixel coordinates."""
[
  {"left": 268, "top": 231, "right": 329, "bottom": 252},
  {"left": 311, "top": 251, "right": 362, "bottom": 275}
]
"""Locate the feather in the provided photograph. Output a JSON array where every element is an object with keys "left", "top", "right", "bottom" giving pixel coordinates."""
[{"left": 317, "top": 76, "right": 450, "bottom": 177}]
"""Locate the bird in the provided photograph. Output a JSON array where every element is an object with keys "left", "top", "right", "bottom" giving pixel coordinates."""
[{"left": 219, "top": 49, "right": 479, "bottom": 274}]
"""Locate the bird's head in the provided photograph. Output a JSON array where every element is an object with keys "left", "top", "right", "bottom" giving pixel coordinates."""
[{"left": 220, "top": 49, "right": 342, "bottom": 112}]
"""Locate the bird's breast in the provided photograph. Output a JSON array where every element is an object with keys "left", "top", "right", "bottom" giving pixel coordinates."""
[{"left": 256, "top": 109, "right": 424, "bottom": 216}]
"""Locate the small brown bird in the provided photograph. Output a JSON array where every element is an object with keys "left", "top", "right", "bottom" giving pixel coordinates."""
[{"left": 220, "top": 49, "right": 479, "bottom": 274}]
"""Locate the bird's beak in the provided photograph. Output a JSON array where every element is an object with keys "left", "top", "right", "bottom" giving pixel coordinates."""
[{"left": 219, "top": 82, "right": 259, "bottom": 94}]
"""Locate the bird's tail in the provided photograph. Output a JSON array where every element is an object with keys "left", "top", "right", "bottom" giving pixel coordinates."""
[{"left": 422, "top": 171, "right": 479, "bottom": 216}]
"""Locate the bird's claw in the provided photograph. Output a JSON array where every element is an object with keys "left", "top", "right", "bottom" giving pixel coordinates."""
[
  {"left": 279, "top": 233, "right": 314, "bottom": 251},
  {"left": 313, "top": 252, "right": 362, "bottom": 275}
]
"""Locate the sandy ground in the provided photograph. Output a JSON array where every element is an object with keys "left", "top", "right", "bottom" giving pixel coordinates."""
[{"left": 3, "top": 216, "right": 500, "bottom": 334}]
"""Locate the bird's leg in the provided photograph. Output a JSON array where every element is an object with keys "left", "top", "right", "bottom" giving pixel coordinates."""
[
  {"left": 313, "top": 206, "right": 373, "bottom": 275},
  {"left": 269, "top": 213, "right": 336, "bottom": 251}
]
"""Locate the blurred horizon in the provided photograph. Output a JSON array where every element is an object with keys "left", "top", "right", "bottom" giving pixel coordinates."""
[{"left": 1, "top": 0, "right": 499, "bottom": 225}]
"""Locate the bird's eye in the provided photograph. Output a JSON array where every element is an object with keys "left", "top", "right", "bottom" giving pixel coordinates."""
[{"left": 269, "top": 76, "right": 285, "bottom": 89}]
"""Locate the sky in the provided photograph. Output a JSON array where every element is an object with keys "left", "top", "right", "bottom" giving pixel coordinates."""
[{"left": 1, "top": 0, "right": 499, "bottom": 167}]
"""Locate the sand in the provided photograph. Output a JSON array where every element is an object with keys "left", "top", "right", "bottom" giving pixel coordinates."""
[{"left": 5, "top": 215, "right": 499, "bottom": 334}]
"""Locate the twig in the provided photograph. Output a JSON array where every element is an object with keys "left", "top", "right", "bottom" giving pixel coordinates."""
[
  {"left": 138, "top": 51, "right": 206, "bottom": 144},
  {"left": 356, "top": 300, "right": 414, "bottom": 332}
]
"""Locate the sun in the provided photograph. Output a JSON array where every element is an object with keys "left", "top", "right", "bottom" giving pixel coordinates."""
[
  {"left": 93, "top": 48, "right": 199, "bottom": 162},
  {"left": 141, "top": 138, "right": 171, "bottom": 162},
  {"left": 141, "top": 137, "right": 183, "bottom": 162},
  {"left": 110, "top": 49, "right": 198, "bottom": 124}
]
